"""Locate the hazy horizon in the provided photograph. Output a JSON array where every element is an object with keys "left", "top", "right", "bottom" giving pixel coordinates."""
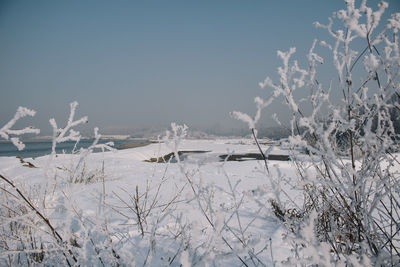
[{"left": 1, "top": 0, "right": 399, "bottom": 137}]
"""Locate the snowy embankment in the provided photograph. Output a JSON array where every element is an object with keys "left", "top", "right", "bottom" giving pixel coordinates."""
[{"left": 0, "top": 139, "right": 295, "bottom": 266}]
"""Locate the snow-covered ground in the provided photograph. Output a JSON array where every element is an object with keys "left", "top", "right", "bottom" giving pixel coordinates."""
[
  {"left": 0, "top": 138, "right": 297, "bottom": 266},
  {"left": 3, "top": 137, "right": 398, "bottom": 266}
]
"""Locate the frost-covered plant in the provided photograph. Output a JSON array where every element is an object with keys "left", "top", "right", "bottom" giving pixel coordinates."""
[
  {"left": 234, "top": 0, "right": 400, "bottom": 265},
  {"left": 49, "top": 101, "right": 88, "bottom": 156},
  {"left": 95, "top": 123, "right": 194, "bottom": 266},
  {"left": 160, "top": 124, "right": 276, "bottom": 266},
  {"left": 47, "top": 101, "right": 114, "bottom": 183},
  {"left": 0, "top": 173, "right": 79, "bottom": 266},
  {"left": 0, "top": 102, "right": 118, "bottom": 266},
  {"left": 69, "top": 127, "right": 115, "bottom": 183},
  {"left": 111, "top": 181, "right": 187, "bottom": 265},
  {"left": 0, "top": 108, "right": 79, "bottom": 266},
  {"left": 163, "top": 123, "right": 189, "bottom": 166},
  {"left": 0, "top": 107, "right": 40, "bottom": 150}
]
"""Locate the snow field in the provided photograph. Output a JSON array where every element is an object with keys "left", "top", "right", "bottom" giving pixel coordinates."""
[{"left": 0, "top": 139, "right": 297, "bottom": 266}]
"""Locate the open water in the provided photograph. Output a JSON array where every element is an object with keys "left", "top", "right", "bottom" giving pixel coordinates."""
[{"left": 0, "top": 139, "right": 148, "bottom": 158}]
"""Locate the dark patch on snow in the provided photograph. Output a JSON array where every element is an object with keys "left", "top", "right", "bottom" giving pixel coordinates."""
[
  {"left": 144, "top": 151, "right": 210, "bottom": 163},
  {"left": 219, "top": 153, "right": 289, "bottom": 162},
  {"left": 145, "top": 151, "right": 289, "bottom": 163}
]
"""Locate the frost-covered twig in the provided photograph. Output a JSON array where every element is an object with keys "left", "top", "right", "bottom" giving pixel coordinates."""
[
  {"left": 72, "top": 127, "right": 115, "bottom": 183},
  {"left": 163, "top": 123, "right": 252, "bottom": 266},
  {"left": 49, "top": 101, "right": 88, "bottom": 156},
  {"left": 0, "top": 107, "right": 40, "bottom": 150},
  {"left": 231, "top": 96, "right": 274, "bottom": 173},
  {"left": 0, "top": 173, "right": 77, "bottom": 266},
  {"left": 163, "top": 123, "right": 188, "bottom": 167}
]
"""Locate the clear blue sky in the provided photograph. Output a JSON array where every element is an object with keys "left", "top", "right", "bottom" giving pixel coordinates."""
[{"left": 0, "top": 0, "right": 399, "bottom": 136}]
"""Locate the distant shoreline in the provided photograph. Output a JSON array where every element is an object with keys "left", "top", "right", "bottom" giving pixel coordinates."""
[
  {"left": 0, "top": 137, "right": 148, "bottom": 143},
  {"left": 0, "top": 138, "right": 151, "bottom": 158},
  {"left": 117, "top": 142, "right": 149, "bottom": 149}
]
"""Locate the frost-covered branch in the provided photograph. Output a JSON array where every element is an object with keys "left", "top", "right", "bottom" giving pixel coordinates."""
[
  {"left": 0, "top": 107, "right": 40, "bottom": 150},
  {"left": 233, "top": 0, "right": 400, "bottom": 265},
  {"left": 49, "top": 101, "right": 88, "bottom": 155},
  {"left": 163, "top": 123, "right": 188, "bottom": 167},
  {"left": 72, "top": 127, "right": 115, "bottom": 183}
]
